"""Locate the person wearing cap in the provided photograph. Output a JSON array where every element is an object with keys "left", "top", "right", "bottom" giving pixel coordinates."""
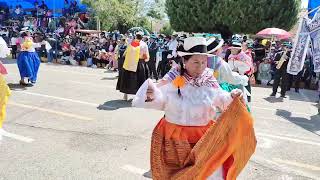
[
  {"left": 132, "top": 37, "right": 256, "bottom": 179},
  {"left": 16, "top": 32, "right": 42, "bottom": 85},
  {"left": 117, "top": 32, "right": 150, "bottom": 101},
  {"left": 270, "top": 43, "right": 291, "bottom": 97}
]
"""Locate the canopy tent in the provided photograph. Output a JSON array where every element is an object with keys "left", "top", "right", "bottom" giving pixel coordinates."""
[{"left": 0, "top": 0, "right": 87, "bottom": 16}]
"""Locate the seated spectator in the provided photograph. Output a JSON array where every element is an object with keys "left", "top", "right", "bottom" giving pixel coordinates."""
[
  {"left": 59, "top": 40, "right": 71, "bottom": 64},
  {"left": 257, "top": 58, "right": 272, "bottom": 86},
  {"left": 74, "top": 47, "right": 86, "bottom": 66},
  {"left": 23, "top": 17, "right": 32, "bottom": 28},
  {"left": 69, "top": 46, "right": 78, "bottom": 65},
  {"left": 98, "top": 49, "right": 109, "bottom": 68}
]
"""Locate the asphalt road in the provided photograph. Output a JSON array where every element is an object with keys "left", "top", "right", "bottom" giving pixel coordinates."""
[{"left": 0, "top": 61, "right": 319, "bottom": 180}]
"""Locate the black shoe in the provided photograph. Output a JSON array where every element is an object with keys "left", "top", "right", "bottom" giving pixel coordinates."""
[
  {"left": 19, "top": 80, "right": 28, "bottom": 86},
  {"left": 270, "top": 93, "right": 276, "bottom": 97},
  {"left": 280, "top": 95, "right": 287, "bottom": 98}
]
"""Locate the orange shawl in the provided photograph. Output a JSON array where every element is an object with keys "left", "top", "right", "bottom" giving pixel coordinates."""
[{"left": 172, "top": 98, "right": 257, "bottom": 180}]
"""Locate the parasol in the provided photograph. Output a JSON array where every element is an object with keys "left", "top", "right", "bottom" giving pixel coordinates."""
[
  {"left": 256, "top": 28, "right": 292, "bottom": 40},
  {"left": 256, "top": 28, "right": 292, "bottom": 56}
]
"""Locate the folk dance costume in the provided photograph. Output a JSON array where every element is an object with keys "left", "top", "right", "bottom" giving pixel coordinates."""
[
  {"left": 164, "top": 38, "right": 249, "bottom": 104},
  {"left": 17, "top": 36, "right": 41, "bottom": 85},
  {"left": 0, "top": 36, "right": 11, "bottom": 75},
  {"left": 117, "top": 33, "right": 149, "bottom": 96},
  {"left": 133, "top": 37, "right": 256, "bottom": 180},
  {"left": 227, "top": 42, "right": 253, "bottom": 102},
  {"left": 0, "top": 74, "right": 11, "bottom": 141}
]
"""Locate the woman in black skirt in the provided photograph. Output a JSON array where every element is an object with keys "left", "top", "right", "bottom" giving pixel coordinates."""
[{"left": 117, "top": 33, "right": 149, "bottom": 101}]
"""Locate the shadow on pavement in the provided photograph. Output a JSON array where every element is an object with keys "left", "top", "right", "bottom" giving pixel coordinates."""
[
  {"left": 276, "top": 109, "right": 320, "bottom": 136},
  {"left": 97, "top": 99, "right": 132, "bottom": 111},
  {"left": 7, "top": 83, "right": 30, "bottom": 90},
  {"left": 101, "top": 77, "right": 118, "bottom": 80},
  {"left": 104, "top": 70, "right": 117, "bottom": 73},
  {"left": 1, "top": 59, "right": 17, "bottom": 64},
  {"left": 252, "top": 85, "right": 272, "bottom": 89},
  {"left": 143, "top": 170, "right": 152, "bottom": 179},
  {"left": 263, "top": 97, "right": 284, "bottom": 103}
]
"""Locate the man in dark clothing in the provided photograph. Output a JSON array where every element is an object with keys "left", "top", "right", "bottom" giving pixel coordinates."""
[
  {"left": 147, "top": 36, "right": 158, "bottom": 81},
  {"left": 271, "top": 45, "right": 291, "bottom": 98},
  {"left": 293, "top": 63, "right": 311, "bottom": 93}
]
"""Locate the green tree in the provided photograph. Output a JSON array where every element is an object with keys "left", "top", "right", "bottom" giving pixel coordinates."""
[
  {"left": 147, "top": 8, "right": 163, "bottom": 20},
  {"left": 166, "top": 0, "right": 300, "bottom": 37},
  {"left": 160, "top": 23, "right": 174, "bottom": 36},
  {"left": 82, "top": 0, "right": 138, "bottom": 33}
]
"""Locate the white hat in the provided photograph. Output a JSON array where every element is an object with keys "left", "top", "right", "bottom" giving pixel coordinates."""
[
  {"left": 177, "top": 37, "right": 216, "bottom": 57},
  {"left": 100, "top": 49, "right": 107, "bottom": 53},
  {"left": 207, "top": 38, "right": 225, "bottom": 54},
  {"left": 228, "top": 42, "right": 242, "bottom": 50}
]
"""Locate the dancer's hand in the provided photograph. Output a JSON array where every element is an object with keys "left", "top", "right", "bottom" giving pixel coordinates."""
[
  {"left": 231, "top": 89, "right": 245, "bottom": 104},
  {"left": 145, "top": 86, "right": 154, "bottom": 102}
]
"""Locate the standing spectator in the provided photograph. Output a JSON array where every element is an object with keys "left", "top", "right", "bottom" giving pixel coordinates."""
[
  {"left": 168, "top": 34, "right": 178, "bottom": 57},
  {"left": 10, "top": 33, "right": 18, "bottom": 59},
  {"left": 147, "top": 35, "right": 158, "bottom": 81},
  {"left": 116, "top": 38, "right": 127, "bottom": 75},
  {"left": 40, "top": 1, "right": 48, "bottom": 11}
]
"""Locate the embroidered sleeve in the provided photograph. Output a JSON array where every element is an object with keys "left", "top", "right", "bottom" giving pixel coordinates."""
[{"left": 162, "top": 67, "right": 180, "bottom": 82}]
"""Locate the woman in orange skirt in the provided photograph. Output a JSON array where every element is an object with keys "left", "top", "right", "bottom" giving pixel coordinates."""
[{"left": 133, "top": 37, "right": 256, "bottom": 180}]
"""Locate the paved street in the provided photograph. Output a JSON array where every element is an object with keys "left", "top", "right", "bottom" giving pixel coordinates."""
[{"left": 0, "top": 61, "right": 320, "bottom": 180}]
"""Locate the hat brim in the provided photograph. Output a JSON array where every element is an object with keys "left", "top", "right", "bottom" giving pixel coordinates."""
[
  {"left": 177, "top": 51, "right": 214, "bottom": 57},
  {"left": 208, "top": 39, "right": 224, "bottom": 54},
  {"left": 228, "top": 46, "right": 242, "bottom": 50}
]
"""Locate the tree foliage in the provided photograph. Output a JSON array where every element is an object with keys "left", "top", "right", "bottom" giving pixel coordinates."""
[
  {"left": 147, "top": 8, "right": 163, "bottom": 19},
  {"left": 83, "top": 0, "right": 165, "bottom": 33},
  {"left": 160, "top": 23, "right": 174, "bottom": 36},
  {"left": 82, "top": 0, "right": 138, "bottom": 33},
  {"left": 166, "top": 0, "right": 300, "bottom": 36}
]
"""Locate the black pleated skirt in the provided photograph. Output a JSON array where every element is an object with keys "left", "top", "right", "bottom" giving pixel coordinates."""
[{"left": 116, "top": 59, "right": 149, "bottom": 95}]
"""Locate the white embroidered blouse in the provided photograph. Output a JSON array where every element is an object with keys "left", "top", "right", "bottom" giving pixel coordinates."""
[{"left": 132, "top": 78, "right": 233, "bottom": 126}]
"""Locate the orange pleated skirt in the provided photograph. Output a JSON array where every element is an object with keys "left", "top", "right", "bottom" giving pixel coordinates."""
[{"left": 150, "top": 98, "right": 257, "bottom": 180}]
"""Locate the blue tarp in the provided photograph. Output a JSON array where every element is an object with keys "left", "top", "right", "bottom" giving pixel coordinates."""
[
  {"left": 0, "top": 0, "right": 86, "bottom": 13},
  {"left": 308, "top": 0, "right": 320, "bottom": 18}
]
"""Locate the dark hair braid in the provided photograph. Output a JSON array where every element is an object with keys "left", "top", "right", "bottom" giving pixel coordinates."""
[{"left": 177, "top": 55, "right": 191, "bottom": 97}]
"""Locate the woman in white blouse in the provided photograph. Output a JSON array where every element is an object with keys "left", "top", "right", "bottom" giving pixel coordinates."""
[{"left": 132, "top": 37, "right": 250, "bottom": 179}]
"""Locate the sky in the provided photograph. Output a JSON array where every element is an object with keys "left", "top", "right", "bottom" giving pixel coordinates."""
[{"left": 302, "top": 0, "right": 308, "bottom": 8}]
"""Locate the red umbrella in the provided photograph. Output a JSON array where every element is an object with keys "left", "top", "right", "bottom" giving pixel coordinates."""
[{"left": 256, "top": 28, "right": 292, "bottom": 40}]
